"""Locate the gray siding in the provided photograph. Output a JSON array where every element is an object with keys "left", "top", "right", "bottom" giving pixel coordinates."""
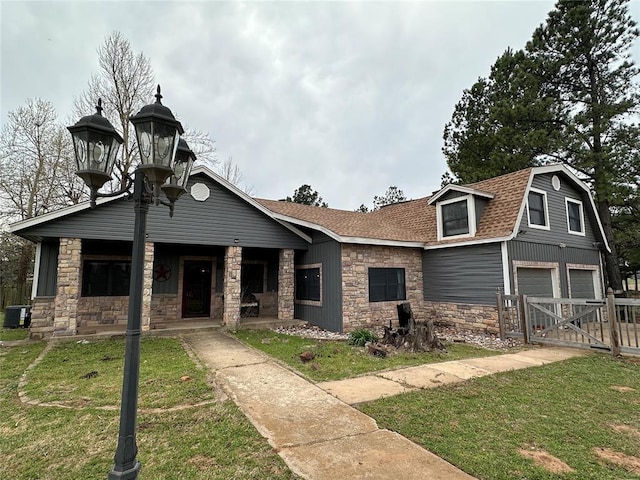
[
  {"left": 507, "top": 240, "right": 601, "bottom": 297},
  {"left": 36, "top": 241, "right": 59, "bottom": 296},
  {"left": 475, "top": 197, "right": 489, "bottom": 230},
  {"left": 17, "top": 174, "right": 309, "bottom": 250},
  {"left": 152, "top": 244, "right": 226, "bottom": 294},
  {"left": 517, "top": 173, "right": 598, "bottom": 248},
  {"left": 294, "top": 232, "right": 343, "bottom": 332},
  {"left": 423, "top": 243, "right": 503, "bottom": 305}
]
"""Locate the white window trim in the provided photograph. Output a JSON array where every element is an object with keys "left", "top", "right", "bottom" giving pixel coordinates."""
[
  {"left": 565, "top": 197, "right": 585, "bottom": 236},
  {"left": 436, "top": 195, "right": 476, "bottom": 241},
  {"left": 295, "top": 263, "right": 322, "bottom": 307},
  {"left": 31, "top": 242, "right": 42, "bottom": 299},
  {"left": 527, "top": 188, "right": 550, "bottom": 231}
]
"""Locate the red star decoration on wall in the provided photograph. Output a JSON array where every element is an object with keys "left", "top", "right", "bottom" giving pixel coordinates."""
[{"left": 154, "top": 264, "right": 171, "bottom": 282}]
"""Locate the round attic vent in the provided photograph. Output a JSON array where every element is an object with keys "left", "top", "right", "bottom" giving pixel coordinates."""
[
  {"left": 551, "top": 175, "right": 561, "bottom": 191},
  {"left": 190, "top": 182, "right": 210, "bottom": 202}
]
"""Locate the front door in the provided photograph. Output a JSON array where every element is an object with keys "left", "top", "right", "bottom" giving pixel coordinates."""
[{"left": 182, "top": 260, "right": 212, "bottom": 318}]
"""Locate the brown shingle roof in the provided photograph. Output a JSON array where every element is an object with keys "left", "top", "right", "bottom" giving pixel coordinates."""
[{"left": 257, "top": 168, "right": 533, "bottom": 246}]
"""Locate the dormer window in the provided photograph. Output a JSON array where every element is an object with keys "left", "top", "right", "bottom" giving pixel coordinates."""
[
  {"left": 527, "top": 188, "right": 549, "bottom": 230},
  {"left": 442, "top": 199, "right": 469, "bottom": 236},
  {"left": 436, "top": 195, "right": 476, "bottom": 240},
  {"left": 429, "top": 185, "right": 492, "bottom": 241}
]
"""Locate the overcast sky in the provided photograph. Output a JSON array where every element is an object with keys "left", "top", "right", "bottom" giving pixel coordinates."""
[{"left": 2, "top": 1, "right": 639, "bottom": 210}]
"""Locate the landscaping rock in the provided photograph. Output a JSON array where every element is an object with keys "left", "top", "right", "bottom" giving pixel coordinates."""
[{"left": 299, "top": 351, "right": 316, "bottom": 363}]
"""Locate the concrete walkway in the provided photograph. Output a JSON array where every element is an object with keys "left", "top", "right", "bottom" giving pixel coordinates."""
[{"left": 183, "top": 331, "right": 586, "bottom": 480}]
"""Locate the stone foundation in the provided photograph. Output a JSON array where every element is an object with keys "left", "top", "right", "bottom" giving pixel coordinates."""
[
  {"left": 341, "top": 244, "right": 424, "bottom": 332},
  {"left": 76, "top": 296, "right": 129, "bottom": 329},
  {"left": 423, "top": 301, "right": 500, "bottom": 334},
  {"left": 150, "top": 294, "right": 179, "bottom": 324},
  {"left": 29, "top": 296, "right": 55, "bottom": 340}
]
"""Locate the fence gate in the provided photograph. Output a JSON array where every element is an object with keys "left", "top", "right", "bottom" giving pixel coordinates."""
[
  {"left": 524, "top": 297, "right": 610, "bottom": 351},
  {"left": 497, "top": 293, "right": 525, "bottom": 340}
]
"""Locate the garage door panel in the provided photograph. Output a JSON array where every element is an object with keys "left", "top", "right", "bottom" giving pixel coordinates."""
[
  {"left": 517, "top": 268, "right": 554, "bottom": 297},
  {"left": 569, "top": 269, "right": 596, "bottom": 299}
]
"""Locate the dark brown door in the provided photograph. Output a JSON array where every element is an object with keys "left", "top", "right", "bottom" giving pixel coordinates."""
[{"left": 182, "top": 260, "right": 212, "bottom": 318}]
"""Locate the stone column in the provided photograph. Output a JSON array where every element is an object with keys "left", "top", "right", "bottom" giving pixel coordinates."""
[
  {"left": 278, "top": 248, "right": 295, "bottom": 321},
  {"left": 141, "top": 242, "right": 154, "bottom": 331},
  {"left": 53, "top": 237, "right": 81, "bottom": 336},
  {"left": 223, "top": 246, "right": 242, "bottom": 330}
]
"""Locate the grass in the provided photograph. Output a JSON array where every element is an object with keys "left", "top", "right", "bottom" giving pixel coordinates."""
[
  {"left": 0, "top": 327, "right": 29, "bottom": 341},
  {"left": 359, "top": 355, "right": 640, "bottom": 480},
  {"left": 0, "top": 337, "right": 299, "bottom": 480},
  {"left": 234, "top": 329, "right": 504, "bottom": 382},
  {"left": 0, "top": 311, "right": 30, "bottom": 341},
  {"left": 23, "top": 338, "right": 214, "bottom": 409}
]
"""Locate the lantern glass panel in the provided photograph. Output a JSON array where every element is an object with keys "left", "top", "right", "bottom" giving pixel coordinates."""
[
  {"left": 135, "top": 121, "right": 153, "bottom": 164},
  {"left": 72, "top": 132, "right": 89, "bottom": 171},
  {"left": 153, "top": 123, "right": 179, "bottom": 168}
]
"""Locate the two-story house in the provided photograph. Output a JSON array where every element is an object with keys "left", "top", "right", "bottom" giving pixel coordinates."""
[{"left": 10, "top": 164, "right": 609, "bottom": 337}]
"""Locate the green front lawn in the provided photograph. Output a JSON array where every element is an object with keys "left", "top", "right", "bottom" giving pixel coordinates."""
[
  {"left": 234, "top": 329, "right": 504, "bottom": 382},
  {"left": 0, "top": 337, "right": 298, "bottom": 480},
  {"left": 360, "top": 355, "right": 640, "bottom": 480},
  {"left": 0, "top": 327, "right": 29, "bottom": 341}
]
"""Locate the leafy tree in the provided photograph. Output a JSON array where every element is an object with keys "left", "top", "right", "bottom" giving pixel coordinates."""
[
  {"left": 285, "top": 184, "right": 328, "bottom": 207},
  {"left": 373, "top": 186, "right": 407, "bottom": 210},
  {"left": 355, "top": 204, "right": 369, "bottom": 213},
  {"left": 442, "top": 0, "right": 640, "bottom": 291}
]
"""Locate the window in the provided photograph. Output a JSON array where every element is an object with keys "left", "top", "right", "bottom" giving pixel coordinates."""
[
  {"left": 436, "top": 195, "right": 476, "bottom": 240},
  {"left": 295, "top": 266, "right": 321, "bottom": 302},
  {"left": 527, "top": 189, "right": 549, "bottom": 228},
  {"left": 442, "top": 200, "right": 469, "bottom": 237},
  {"left": 566, "top": 198, "right": 584, "bottom": 235},
  {"left": 368, "top": 268, "right": 406, "bottom": 302},
  {"left": 82, "top": 260, "right": 131, "bottom": 296}
]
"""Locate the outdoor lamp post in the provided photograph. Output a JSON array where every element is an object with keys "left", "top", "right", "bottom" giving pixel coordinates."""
[{"left": 68, "top": 86, "right": 195, "bottom": 480}]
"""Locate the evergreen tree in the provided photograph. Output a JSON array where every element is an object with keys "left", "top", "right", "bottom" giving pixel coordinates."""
[
  {"left": 442, "top": 0, "right": 640, "bottom": 291},
  {"left": 284, "top": 184, "right": 328, "bottom": 207}
]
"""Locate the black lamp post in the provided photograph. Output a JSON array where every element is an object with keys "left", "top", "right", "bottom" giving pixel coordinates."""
[{"left": 68, "top": 86, "right": 195, "bottom": 479}]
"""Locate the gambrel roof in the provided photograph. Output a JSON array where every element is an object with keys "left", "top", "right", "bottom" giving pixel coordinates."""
[{"left": 260, "top": 165, "right": 609, "bottom": 250}]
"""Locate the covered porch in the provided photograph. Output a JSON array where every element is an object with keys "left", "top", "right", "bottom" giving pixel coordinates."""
[{"left": 29, "top": 238, "right": 298, "bottom": 338}]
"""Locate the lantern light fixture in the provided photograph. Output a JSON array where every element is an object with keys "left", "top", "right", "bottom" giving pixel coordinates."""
[{"left": 67, "top": 85, "right": 195, "bottom": 480}]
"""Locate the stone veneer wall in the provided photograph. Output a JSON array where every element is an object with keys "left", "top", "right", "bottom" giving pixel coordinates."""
[
  {"left": 142, "top": 242, "right": 154, "bottom": 331},
  {"left": 341, "top": 244, "right": 424, "bottom": 331},
  {"left": 423, "top": 300, "right": 500, "bottom": 334},
  {"left": 278, "top": 249, "right": 294, "bottom": 321},
  {"left": 29, "top": 296, "right": 55, "bottom": 340},
  {"left": 223, "top": 246, "right": 242, "bottom": 329},
  {"left": 150, "top": 294, "right": 179, "bottom": 325},
  {"left": 77, "top": 296, "right": 129, "bottom": 328},
  {"left": 53, "top": 237, "right": 81, "bottom": 336}
]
